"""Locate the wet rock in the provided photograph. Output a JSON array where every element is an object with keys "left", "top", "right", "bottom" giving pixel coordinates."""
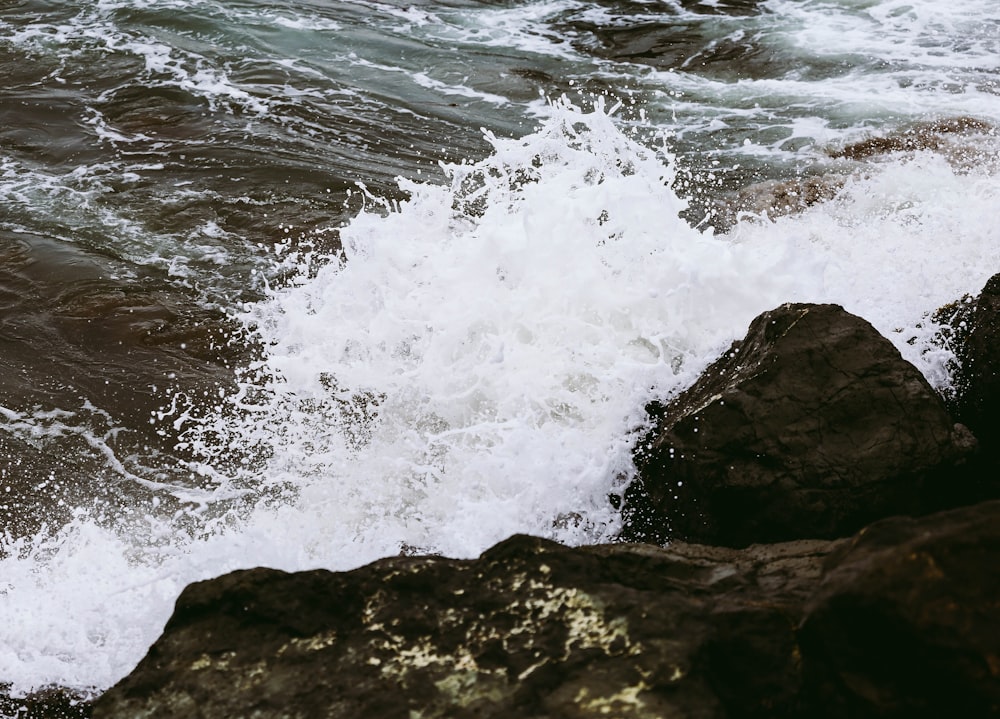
[
  {"left": 948, "top": 273, "right": 1000, "bottom": 444},
  {"left": 91, "top": 500, "right": 1000, "bottom": 719},
  {"left": 93, "top": 535, "right": 838, "bottom": 719},
  {"left": 828, "top": 116, "right": 996, "bottom": 165},
  {"left": 568, "top": 21, "right": 776, "bottom": 79},
  {"left": 626, "top": 303, "right": 972, "bottom": 547},
  {"left": 0, "top": 685, "right": 93, "bottom": 719},
  {"left": 710, "top": 174, "right": 847, "bottom": 231},
  {"left": 553, "top": 0, "right": 775, "bottom": 80},
  {"left": 931, "top": 273, "right": 1000, "bottom": 504},
  {"left": 677, "top": 0, "right": 763, "bottom": 16},
  {"left": 799, "top": 499, "right": 1000, "bottom": 718}
]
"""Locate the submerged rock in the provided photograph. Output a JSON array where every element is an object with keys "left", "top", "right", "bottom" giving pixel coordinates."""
[
  {"left": 828, "top": 116, "right": 996, "bottom": 161},
  {"left": 626, "top": 303, "right": 972, "bottom": 547},
  {"left": 709, "top": 174, "right": 847, "bottom": 231}
]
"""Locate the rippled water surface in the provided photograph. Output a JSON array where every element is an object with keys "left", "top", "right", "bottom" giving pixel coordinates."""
[{"left": 1, "top": 0, "right": 998, "bottom": 696}]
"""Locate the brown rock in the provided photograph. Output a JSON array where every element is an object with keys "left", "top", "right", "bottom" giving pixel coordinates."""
[
  {"left": 93, "top": 535, "right": 837, "bottom": 719},
  {"left": 711, "top": 175, "right": 847, "bottom": 231},
  {"left": 828, "top": 116, "right": 995, "bottom": 161},
  {"left": 90, "top": 501, "right": 1000, "bottom": 719}
]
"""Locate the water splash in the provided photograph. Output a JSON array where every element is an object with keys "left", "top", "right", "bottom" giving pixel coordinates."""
[{"left": 1, "top": 97, "right": 999, "bottom": 696}]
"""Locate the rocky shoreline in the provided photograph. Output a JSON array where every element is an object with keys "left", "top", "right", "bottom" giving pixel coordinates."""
[{"left": 7, "top": 274, "right": 1000, "bottom": 719}]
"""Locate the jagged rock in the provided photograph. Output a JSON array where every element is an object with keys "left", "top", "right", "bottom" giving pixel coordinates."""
[
  {"left": 91, "top": 501, "right": 1000, "bottom": 719},
  {"left": 799, "top": 499, "right": 1000, "bottom": 718},
  {"left": 554, "top": 1, "right": 774, "bottom": 82},
  {"left": 93, "top": 535, "right": 839, "bottom": 719},
  {"left": 949, "top": 273, "right": 1000, "bottom": 446},
  {"left": 925, "top": 273, "right": 1000, "bottom": 505},
  {"left": 626, "top": 303, "right": 973, "bottom": 547}
]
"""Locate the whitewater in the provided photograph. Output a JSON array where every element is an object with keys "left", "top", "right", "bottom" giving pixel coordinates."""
[{"left": 1, "top": 0, "right": 998, "bottom": 699}]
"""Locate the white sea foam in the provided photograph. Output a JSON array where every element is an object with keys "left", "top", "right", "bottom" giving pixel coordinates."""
[
  {"left": 0, "top": 155, "right": 237, "bottom": 290},
  {"left": 414, "top": 0, "right": 590, "bottom": 61},
  {"left": 768, "top": 0, "right": 1000, "bottom": 70},
  {"left": 410, "top": 72, "right": 512, "bottom": 106},
  {"left": 4, "top": 3, "right": 276, "bottom": 117},
  {"left": 649, "top": 68, "right": 1000, "bottom": 165},
  {"left": 2, "top": 98, "right": 998, "bottom": 695}
]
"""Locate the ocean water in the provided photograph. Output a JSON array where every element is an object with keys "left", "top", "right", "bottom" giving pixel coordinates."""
[{"left": 1, "top": 0, "right": 998, "bottom": 698}]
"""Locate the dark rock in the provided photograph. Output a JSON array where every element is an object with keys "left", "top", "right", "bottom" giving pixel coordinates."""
[
  {"left": 93, "top": 535, "right": 839, "bottom": 719},
  {"left": 626, "top": 303, "right": 973, "bottom": 547},
  {"left": 799, "top": 499, "right": 1000, "bottom": 718},
  {"left": 567, "top": 22, "right": 777, "bottom": 80},
  {"left": 91, "top": 500, "right": 1000, "bottom": 719},
  {"left": 928, "top": 274, "right": 1000, "bottom": 505},
  {"left": 677, "top": 0, "right": 764, "bottom": 16},
  {"left": 0, "top": 685, "right": 93, "bottom": 719},
  {"left": 949, "top": 273, "right": 1000, "bottom": 446}
]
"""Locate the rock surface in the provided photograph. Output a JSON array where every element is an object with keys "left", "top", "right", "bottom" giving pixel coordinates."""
[
  {"left": 0, "top": 685, "right": 92, "bottom": 719},
  {"left": 92, "top": 501, "right": 1000, "bottom": 719},
  {"left": 924, "top": 272, "right": 1000, "bottom": 507},
  {"left": 625, "top": 303, "right": 973, "bottom": 547},
  {"left": 800, "top": 500, "right": 1000, "bottom": 718},
  {"left": 710, "top": 174, "right": 846, "bottom": 232},
  {"left": 827, "top": 116, "right": 995, "bottom": 162},
  {"left": 949, "top": 273, "right": 1000, "bottom": 450},
  {"left": 93, "top": 535, "right": 837, "bottom": 719}
]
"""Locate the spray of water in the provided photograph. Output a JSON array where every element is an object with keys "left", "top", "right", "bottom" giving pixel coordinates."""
[{"left": 1, "top": 97, "right": 998, "bottom": 695}]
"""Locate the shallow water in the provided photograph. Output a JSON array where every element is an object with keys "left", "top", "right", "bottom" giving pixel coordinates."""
[{"left": 0, "top": 0, "right": 998, "bottom": 697}]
